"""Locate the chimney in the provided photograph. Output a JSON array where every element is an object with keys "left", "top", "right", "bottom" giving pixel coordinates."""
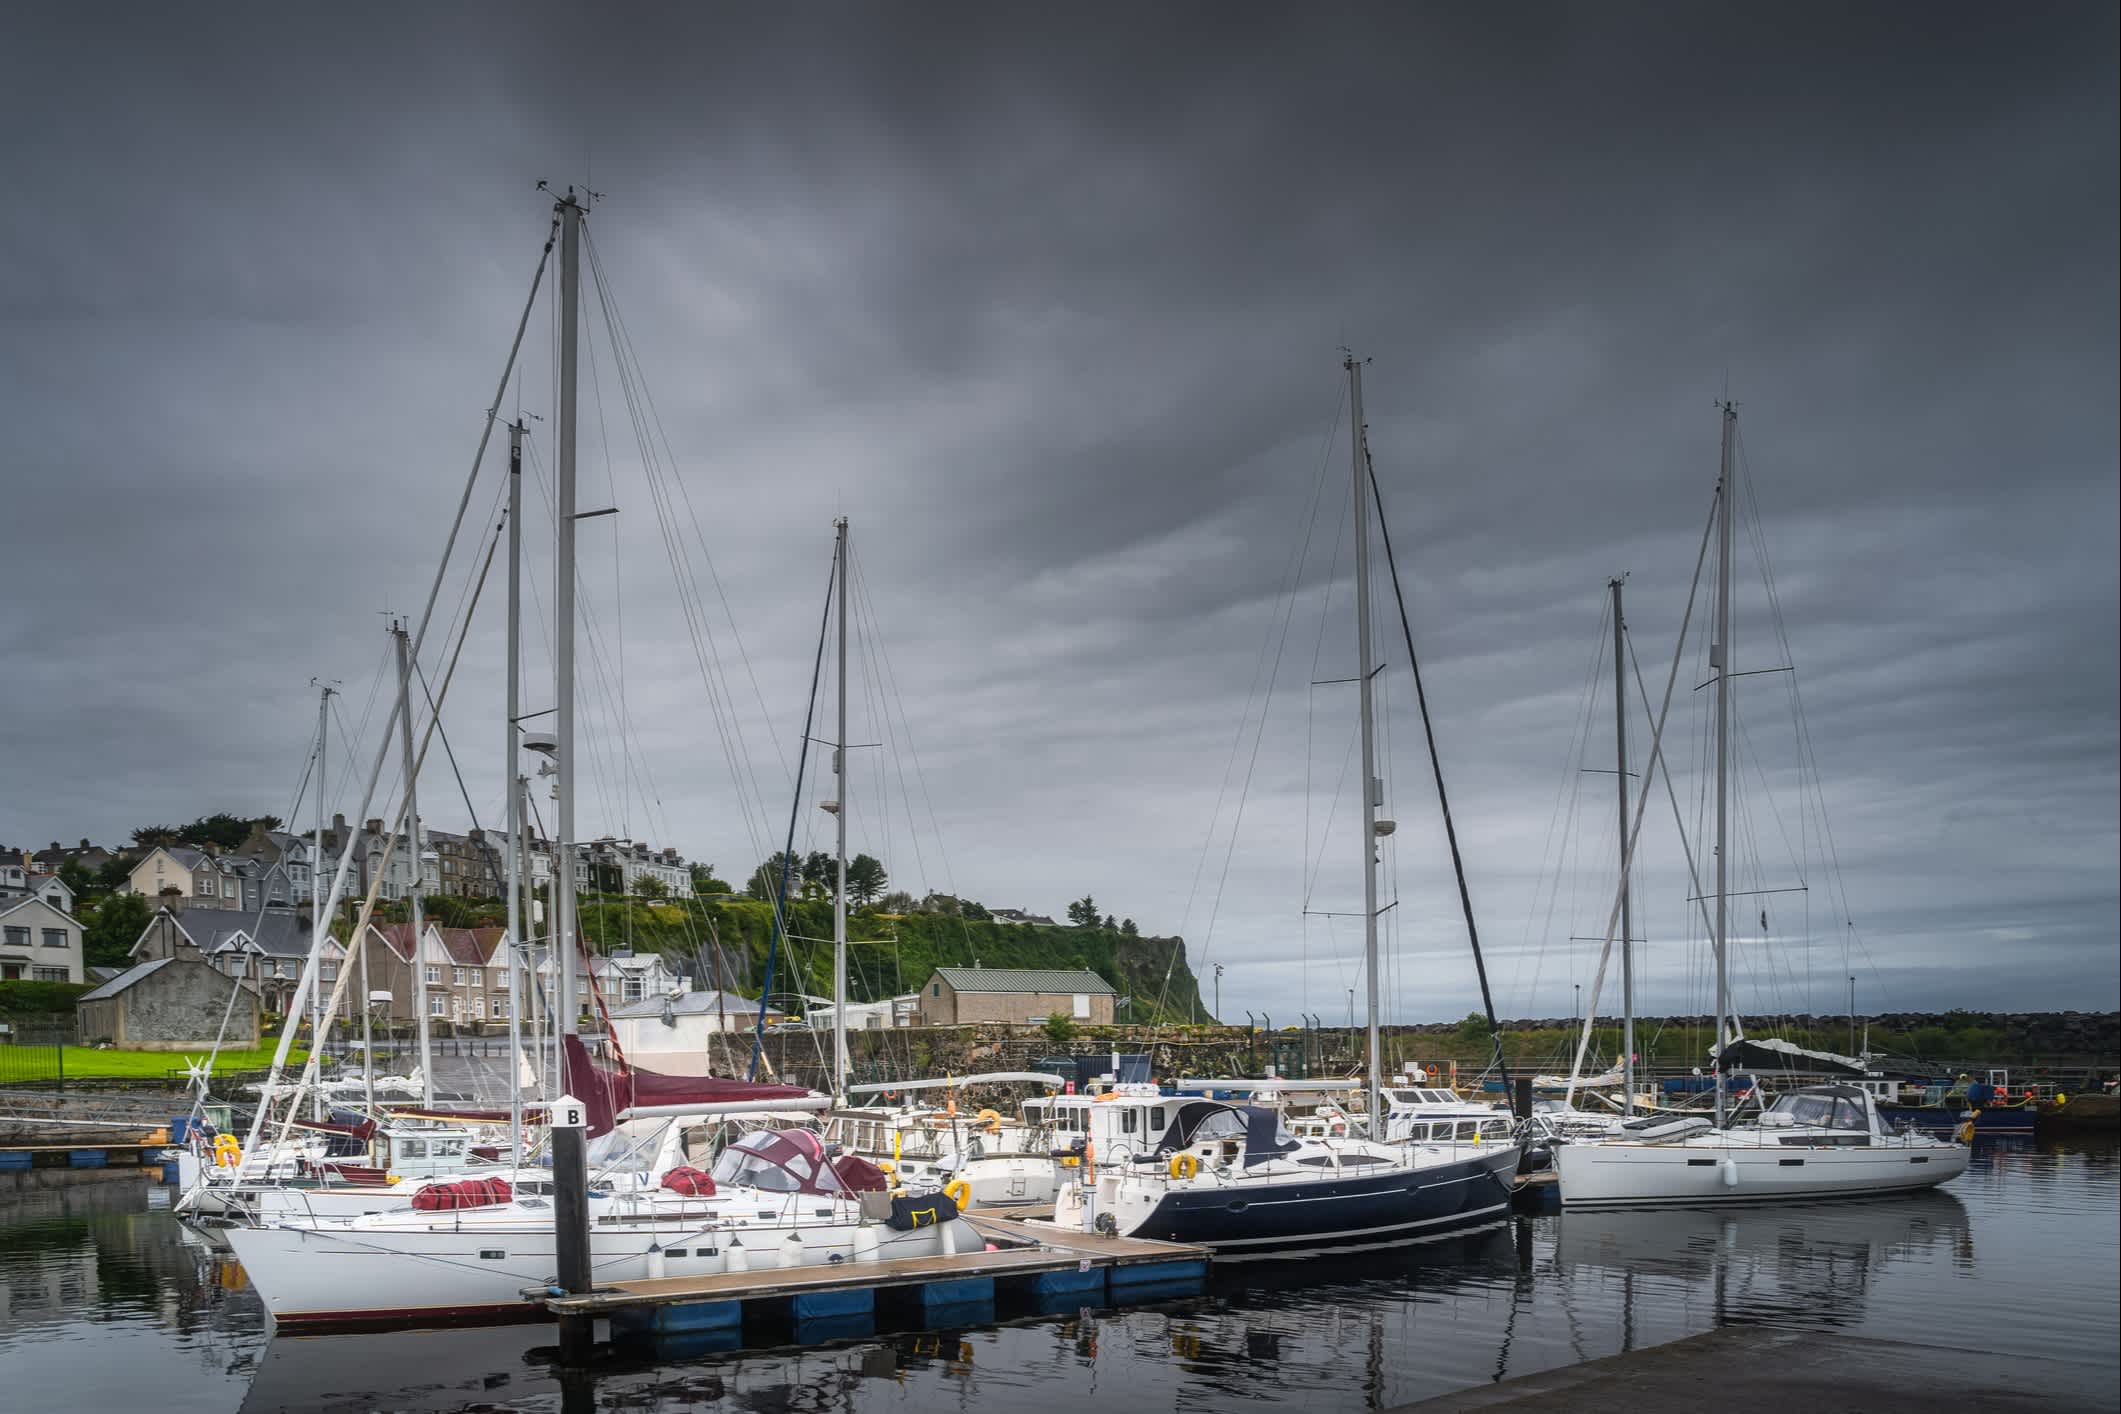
[{"left": 365, "top": 818, "right": 383, "bottom": 836}]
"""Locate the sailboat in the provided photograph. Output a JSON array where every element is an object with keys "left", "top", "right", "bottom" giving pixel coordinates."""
[
  {"left": 1554, "top": 405, "right": 1968, "bottom": 1208},
  {"left": 1041, "top": 356, "right": 1522, "bottom": 1258},
  {"left": 227, "top": 190, "right": 965, "bottom": 1327}
]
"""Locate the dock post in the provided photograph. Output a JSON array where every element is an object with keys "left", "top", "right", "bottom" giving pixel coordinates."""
[{"left": 550, "top": 1092, "right": 593, "bottom": 1360}]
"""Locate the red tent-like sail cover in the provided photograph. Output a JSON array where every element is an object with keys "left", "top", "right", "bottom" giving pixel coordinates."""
[{"left": 561, "top": 1035, "right": 813, "bottom": 1137}]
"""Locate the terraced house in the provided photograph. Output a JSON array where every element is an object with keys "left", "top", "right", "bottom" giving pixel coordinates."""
[{"left": 361, "top": 922, "right": 508, "bottom": 1027}]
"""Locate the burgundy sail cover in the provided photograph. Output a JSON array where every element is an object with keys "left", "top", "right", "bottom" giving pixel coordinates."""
[{"left": 562, "top": 1035, "right": 813, "bottom": 1137}]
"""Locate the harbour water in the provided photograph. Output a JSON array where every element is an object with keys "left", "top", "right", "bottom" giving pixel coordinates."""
[{"left": 3, "top": 1138, "right": 2113, "bottom": 1412}]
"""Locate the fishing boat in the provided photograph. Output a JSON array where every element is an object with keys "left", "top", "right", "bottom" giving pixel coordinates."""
[{"left": 1555, "top": 405, "right": 1969, "bottom": 1207}]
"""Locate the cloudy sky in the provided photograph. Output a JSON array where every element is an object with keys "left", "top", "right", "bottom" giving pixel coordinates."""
[{"left": 6, "top": 5, "right": 2114, "bottom": 1023}]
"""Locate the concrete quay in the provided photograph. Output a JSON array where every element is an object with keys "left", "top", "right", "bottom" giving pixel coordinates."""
[{"left": 1398, "top": 1326, "right": 2101, "bottom": 1413}]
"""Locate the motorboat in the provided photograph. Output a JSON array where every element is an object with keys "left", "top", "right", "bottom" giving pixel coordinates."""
[{"left": 828, "top": 1072, "right": 1067, "bottom": 1207}]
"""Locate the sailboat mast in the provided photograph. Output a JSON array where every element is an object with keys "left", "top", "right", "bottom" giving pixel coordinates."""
[
  {"left": 312, "top": 683, "right": 331, "bottom": 1120},
  {"left": 504, "top": 417, "right": 525, "bottom": 1162},
  {"left": 393, "top": 621, "right": 433, "bottom": 1110},
  {"left": 832, "top": 516, "right": 851, "bottom": 1101},
  {"left": 1610, "top": 576, "right": 1637, "bottom": 1117},
  {"left": 1712, "top": 403, "right": 1736, "bottom": 1128},
  {"left": 1346, "top": 355, "right": 1384, "bottom": 1130},
  {"left": 550, "top": 186, "right": 592, "bottom": 1320}
]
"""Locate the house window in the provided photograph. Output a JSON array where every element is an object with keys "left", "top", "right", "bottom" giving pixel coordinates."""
[
  {"left": 425, "top": 966, "right": 440, "bottom": 984},
  {"left": 472, "top": 997, "right": 485, "bottom": 1018},
  {"left": 1073, "top": 993, "right": 1091, "bottom": 1019},
  {"left": 223, "top": 880, "right": 237, "bottom": 898},
  {"left": 452, "top": 967, "right": 467, "bottom": 985},
  {"left": 33, "top": 967, "right": 68, "bottom": 982},
  {"left": 492, "top": 996, "right": 509, "bottom": 1019},
  {"left": 4, "top": 927, "right": 27, "bottom": 949},
  {"left": 429, "top": 996, "right": 447, "bottom": 1016},
  {"left": 320, "top": 961, "right": 337, "bottom": 981},
  {"left": 623, "top": 978, "right": 644, "bottom": 1002},
  {"left": 42, "top": 929, "right": 67, "bottom": 950},
  {"left": 195, "top": 876, "right": 214, "bottom": 896},
  {"left": 932, "top": 983, "right": 940, "bottom": 997}
]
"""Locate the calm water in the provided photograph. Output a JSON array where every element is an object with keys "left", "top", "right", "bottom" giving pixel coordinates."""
[{"left": 3, "top": 1139, "right": 2114, "bottom": 1412}]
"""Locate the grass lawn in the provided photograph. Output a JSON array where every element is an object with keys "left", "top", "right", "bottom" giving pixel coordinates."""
[{"left": 59, "top": 1045, "right": 309, "bottom": 1079}]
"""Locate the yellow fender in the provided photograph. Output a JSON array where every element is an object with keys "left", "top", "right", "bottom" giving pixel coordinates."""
[
  {"left": 944, "top": 1178, "right": 972, "bottom": 1210},
  {"left": 976, "top": 1108, "right": 1003, "bottom": 1130},
  {"left": 1168, "top": 1152, "right": 1200, "bottom": 1181},
  {"left": 211, "top": 1133, "right": 242, "bottom": 1168}
]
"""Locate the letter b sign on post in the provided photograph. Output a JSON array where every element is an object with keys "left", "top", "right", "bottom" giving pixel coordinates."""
[{"left": 550, "top": 1093, "right": 587, "bottom": 1130}]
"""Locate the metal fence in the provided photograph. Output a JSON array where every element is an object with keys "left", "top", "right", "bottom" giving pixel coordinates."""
[{"left": 0, "top": 1034, "right": 65, "bottom": 1088}]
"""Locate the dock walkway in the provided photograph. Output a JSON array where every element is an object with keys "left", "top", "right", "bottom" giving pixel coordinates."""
[{"left": 532, "top": 1213, "right": 1210, "bottom": 1338}]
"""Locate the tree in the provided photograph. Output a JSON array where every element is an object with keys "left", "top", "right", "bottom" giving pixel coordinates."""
[
  {"left": 1042, "top": 1011, "right": 1078, "bottom": 1046},
  {"left": 632, "top": 875, "right": 670, "bottom": 900},
  {"left": 1456, "top": 1010, "right": 1493, "bottom": 1044},
  {"left": 877, "top": 890, "right": 915, "bottom": 914},
  {"left": 1119, "top": 918, "right": 1138, "bottom": 937},
  {"left": 131, "top": 825, "right": 180, "bottom": 848},
  {"left": 82, "top": 892, "right": 151, "bottom": 969},
  {"left": 844, "top": 854, "right": 887, "bottom": 906},
  {"left": 1103, "top": 914, "right": 1116, "bottom": 930},
  {"left": 960, "top": 899, "right": 991, "bottom": 921},
  {"left": 689, "top": 863, "right": 731, "bottom": 895},
  {"left": 1065, "top": 896, "right": 1100, "bottom": 928},
  {"left": 746, "top": 851, "right": 803, "bottom": 901},
  {"left": 799, "top": 850, "right": 835, "bottom": 899},
  {"left": 57, "top": 856, "right": 97, "bottom": 902}
]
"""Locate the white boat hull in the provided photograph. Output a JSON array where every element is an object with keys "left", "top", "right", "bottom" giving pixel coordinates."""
[
  {"left": 226, "top": 1206, "right": 955, "bottom": 1328},
  {"left": 1556, "top": 1137, "right": 1968, "bottom": 1208}
]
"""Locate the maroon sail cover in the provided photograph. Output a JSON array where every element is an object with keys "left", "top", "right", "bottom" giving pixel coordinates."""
[{"left": 562, "top": 1035, "right": 813, "bottom": 1137}]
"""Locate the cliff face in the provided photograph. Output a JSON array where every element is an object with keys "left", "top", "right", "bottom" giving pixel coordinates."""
[{"left": 578, "top": 897, "right": 1207, "bottom": 1024}]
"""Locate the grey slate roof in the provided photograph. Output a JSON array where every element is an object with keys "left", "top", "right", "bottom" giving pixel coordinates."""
[
  {"left": 78, "top": 957, "right": 174, "bottom": 1001},
  {"left": 172, "top": 909, "right": 314, "bottom": 958},
  {"left": 932, "top": 966, "right": 1116, "bottom": 995}
]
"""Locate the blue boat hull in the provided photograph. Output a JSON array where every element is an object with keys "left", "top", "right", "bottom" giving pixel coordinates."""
[
  {"left": 1879, "top": 1104, "right": 2035, "bottom": 1135},
  {"left": 1127, "top": 1147, "right": 1520, "bottom": 1260}
]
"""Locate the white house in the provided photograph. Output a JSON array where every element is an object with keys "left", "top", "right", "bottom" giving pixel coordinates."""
[
  {"left": 0, "top": 869, "right": 74, "bottom": 913},
  {"left": 0, "top": 895, "right": 86, "bottom": 983},
  {"left": 608, "top": 990, "right": 785, "bottom": 1075}
]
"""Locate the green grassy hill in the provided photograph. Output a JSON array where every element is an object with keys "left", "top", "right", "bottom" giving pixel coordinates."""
[{"left": 577, "top": 896, "right": 1205, "bottom": 1023}]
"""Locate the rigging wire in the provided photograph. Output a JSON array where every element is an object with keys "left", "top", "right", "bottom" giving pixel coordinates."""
[{"left": 1363, "top": 446, "right": 1517, "bottom": 1108}]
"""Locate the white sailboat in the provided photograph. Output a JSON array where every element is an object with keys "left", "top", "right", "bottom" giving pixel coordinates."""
[
  {"left": 228, "top": 190, "right": 965, "bottom": 1328},
  {"left": 1554, "top": 405, "right": 1968, "bottom": 1208}
]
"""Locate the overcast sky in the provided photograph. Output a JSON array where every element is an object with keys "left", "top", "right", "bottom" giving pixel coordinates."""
[{"left": 5, "top": 5, "right": 2114, "bottom": 1023}]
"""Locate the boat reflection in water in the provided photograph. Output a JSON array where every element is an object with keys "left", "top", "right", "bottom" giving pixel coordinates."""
[{"left": 1554, "top": 1190, "right": 1973, "bottom": 1336}]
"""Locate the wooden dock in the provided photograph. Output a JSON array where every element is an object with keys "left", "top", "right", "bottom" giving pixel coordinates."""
[{"left": 531, "top": 1214, "right": 1210, "bottom": 1339}]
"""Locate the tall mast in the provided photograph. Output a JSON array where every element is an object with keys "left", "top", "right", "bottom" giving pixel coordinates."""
[
  {"left": 1712, "top": 403, "right": 1736, "bottom": 1128},
  {"left": 1610, "top": 576, "right": 1637, "bottom": 1117},
  {"left": 1346, "top": 355, "right": 1384, "bottom": 1132},
  {"left": 393, "top": 621, "right": 432, "bottom": 1109},
  {"left": 311, "top": 683, "right": 331, "bottom": 1120},
  {"left": 831, "top": 516, "right": 851, "bottom": 1101},
  {"left": 551, "top": 186, "right": 592, "bottom": 1322},
  {"left": 504, "top": 417, "right": 525, "bottom": 1163}
]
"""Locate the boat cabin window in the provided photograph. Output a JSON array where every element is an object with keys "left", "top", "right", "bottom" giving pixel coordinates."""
[
  {"left": 1770, "top": 1092, "right": 1866, "bottom": 1129},
  {"left": 396, "top": 1138, "right": 426, "bottom": 1160},
  {"left": 681, "top": 1125, "right": 717, "bottom": 1164}
]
